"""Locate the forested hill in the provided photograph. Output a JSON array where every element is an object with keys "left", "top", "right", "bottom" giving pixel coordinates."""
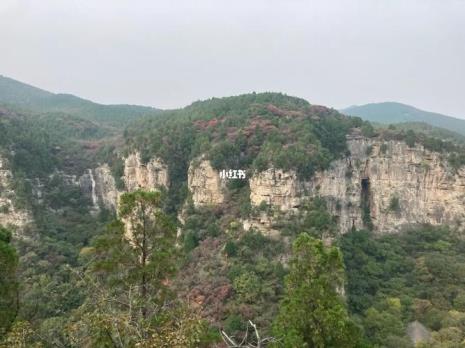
[
  {"left": 4, "top": 88, "right": 465, "bottom": 346},
  {"left": 342, "top": 102, "right": 465, "bottom": 136},
  {"left": 0, "top": 75, "right": 160, "bottom": 127},
  {"left": 124, "top": 92, "right": 465, "bottom": 188},
  {"left": 125, "top": 92, "right": 373, "bottom": 177}
]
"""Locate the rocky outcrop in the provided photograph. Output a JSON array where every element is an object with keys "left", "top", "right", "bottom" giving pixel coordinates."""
[
  {"left": 310, "top": 136, "right": 465, "bottom": 233},
  {"left": 0, "top": 156, "right": 32, "bottom": 232},
  {"left": 81, "top": 152, "right": 169, "bottom": 213},
  {"left": 249, "top": 168, "right": 301, "bottom": 211},
  {"left": 94, "top": 165, "right": 119, "bottom": 212},
  {"left": 188, "top": 159, "right": 224, "bottom": 207},
  {"left": 242, "top": 212, "right": 281, "bottom": 239},
  {"left": 124, "top": 152, "right": 169, "bottom": 192},
  {"left": 246, "top": 134, "right": 465, "bottom": 235}
]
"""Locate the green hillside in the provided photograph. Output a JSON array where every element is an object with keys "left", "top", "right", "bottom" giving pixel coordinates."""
[
  {"left": 342, "top": 102, "right": 465, "bottom": 136},
  {"left": 4, "top": 89, "right": 465, "bottom": 346},
  {"left": 0, "top": 75, "right": 159, "bottom": 127}
]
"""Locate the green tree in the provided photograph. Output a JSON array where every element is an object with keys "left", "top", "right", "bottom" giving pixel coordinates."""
[
  {"left": 405, "top": 130, "right": 416, "bottom": 148},
  {"left": 68, "top": 190, "right": 215, "bottom": 346},
  {"left": 0, "top": 227, "right": 18, "bottom": 339},
  {"left": 95, "top": 190, "right": 177, "bottom": 320},
  {"left": 272, "top": 233, "right": 362, "bottom": 347}
]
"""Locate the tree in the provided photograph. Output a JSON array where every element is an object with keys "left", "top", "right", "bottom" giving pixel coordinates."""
[
  {"left": 0, "top": 227, "right": 18, "bottom": 339},
  {"left": 272, "top": 233, "right": 362, "bottom": 347},
  {"left": 67, "top": 190, "right": 215, "bottom": 347},
  {"left": 405, "top": 130, "right": 416, "bottom": 148},
  {"left": 93, "top": 190, "right": 177, "bottom": 320}
]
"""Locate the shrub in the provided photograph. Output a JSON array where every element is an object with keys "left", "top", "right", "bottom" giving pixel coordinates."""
[
  {"left": 183, "top": 231, "right": 199, "bottom": 253},
  {"left": 225, "top": 241, "right": 238, "bottom": 257},
  {"left": 224, "top": 314, "right": 245, "bottom": 333},
  {"left": 405, "top": 130, "right": 416, "bottom": 148},
  {"left": 388, "top": 196, "right": 400, "bottom": 212}
]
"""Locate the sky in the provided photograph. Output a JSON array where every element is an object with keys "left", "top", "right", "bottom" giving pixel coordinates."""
[{"left": 1, "top": 0, "right": 464, "bottom": 117}]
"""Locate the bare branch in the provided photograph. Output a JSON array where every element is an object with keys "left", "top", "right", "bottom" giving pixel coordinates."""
[{"left": 220, "top": 321, "right": 277, "bottom": 348}]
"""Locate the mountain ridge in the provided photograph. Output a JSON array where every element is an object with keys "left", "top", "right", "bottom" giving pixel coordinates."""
[
  {"left": 342, "top": 101, "right": 465, "bottom": 136},
  {"left": 0, "top": 75, "right": 160, "bottom": 126}
]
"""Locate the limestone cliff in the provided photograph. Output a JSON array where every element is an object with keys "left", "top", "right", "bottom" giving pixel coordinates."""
[
  {"left": 188, "top": 159, "right": 225, "bottom": 207},
  {"left": 246, "top": 135, "right": 465, "bottom": 234},
  {"left": 311, "top": 135, "right": 465, "bottom": 233},
  {"left": 82, "top": 152, "right": 169, "bottom": 213},
  {"left": 88, "top": 138, "right": 465, "bottom": 235},
  {"left": 0, "top": 156, "right": 32, "bottom": 232},
  {"left": 249, "top": 168, "right": 301, "bottom": 211},
  {"left": 124, "top": 152, "right": 169, "bottom": 192}
]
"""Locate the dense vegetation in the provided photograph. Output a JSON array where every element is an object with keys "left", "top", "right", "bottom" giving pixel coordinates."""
[
  {"left": 126, "top": 93, "right": 370, "bottom": 179},
  {"left": 0, "top": 227, "right": 18, "bottom": 339},
  {"left": 342, "top": 226, "right": 465, "bottom": 347},
  {"left": 0, "top": 106, "right": 119, "bottom": 345},
  {"left": 4, "top": 86, "right": 465, "bottom": 347}
]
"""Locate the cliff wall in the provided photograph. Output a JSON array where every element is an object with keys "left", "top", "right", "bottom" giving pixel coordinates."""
[
  {"left": 91, "top": 139, "right": 465, "bottom": 235},
  {"left": 311, "top": 137, "right": 465, "bottom": 233},
  {"left": 0, "top": 156, "right": 32, "bottom": 232},
  {"left": 82, "top": 152, "right": 169, "bottom": 213},
  {"left": 187, "top": 159, "right": 225, "bottom": 207}
]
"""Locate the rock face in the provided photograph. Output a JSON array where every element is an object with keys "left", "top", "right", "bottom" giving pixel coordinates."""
[
  {"left": 311, "top": 136, "right": 465, "bottom": 233},
  {"left": 94, "top": 164, "right": 119, "bottom": 212},
  {"left": 246, "top": 135, "right": 465, "bottom": 234},
  {"left": 242, "top": 212, "right": 281, "bottom": 239},
  {"left": 124, "top": 152, "right": 169, "bottom": 192},
  {"left": 0, "top": 156, "right": 32, "bottom": 232},
  {"left": 188, "top": 159, "right": 224, "bottom": 207},
  {"left": 87, "top": 138, "right": 465, "bottom": 236},
  {"left": 249, "top": 168, "right": 301, "bottom": 211},
  {"left": 81, "top": 152, "right": 169, "bottom": 213}
]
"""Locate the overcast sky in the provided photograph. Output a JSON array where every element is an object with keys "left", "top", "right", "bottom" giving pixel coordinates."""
[{"left": 1, "top": 0, "right": 464, "bottom": 117}]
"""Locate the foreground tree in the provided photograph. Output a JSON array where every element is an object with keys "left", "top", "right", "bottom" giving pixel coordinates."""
[
  {"left": 91, "top": 190, "right": 176, "bottom": 326},
  {"left": 272, "top": 233, "right": 363, "bottom": 347},
  {"left": 0, "top": 226, "right": 18, "bottom": 339},
  {"left": 67, "top": 190, "right": 214, "bottom": 347}
]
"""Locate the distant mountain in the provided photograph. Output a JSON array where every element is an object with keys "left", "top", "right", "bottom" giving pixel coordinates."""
[
  {"left": 0, "top": 75, "right": 159, "bottom": 127},
  {"left": 342, "top": 102, "right": 465, "bottom": 136}
]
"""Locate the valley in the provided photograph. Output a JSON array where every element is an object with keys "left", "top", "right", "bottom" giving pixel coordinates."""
[{"left": 2, "top": 77, "right": 465, "bottom": 347}]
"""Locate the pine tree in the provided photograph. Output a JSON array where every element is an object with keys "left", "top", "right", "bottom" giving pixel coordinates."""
[
  {"left": 92, "top": 190, "right": 177, "bottom": 320},
  {"left": 272, "top": 233, "right": 363, "bottom": 347}
]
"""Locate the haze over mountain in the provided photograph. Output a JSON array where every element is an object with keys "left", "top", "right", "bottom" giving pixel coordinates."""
[
  {"left": 342, "top": 102, "right": 465, "bottom": 136},
  {"left": 0, "top": 75, "right": 159, "bottom": 127}
]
